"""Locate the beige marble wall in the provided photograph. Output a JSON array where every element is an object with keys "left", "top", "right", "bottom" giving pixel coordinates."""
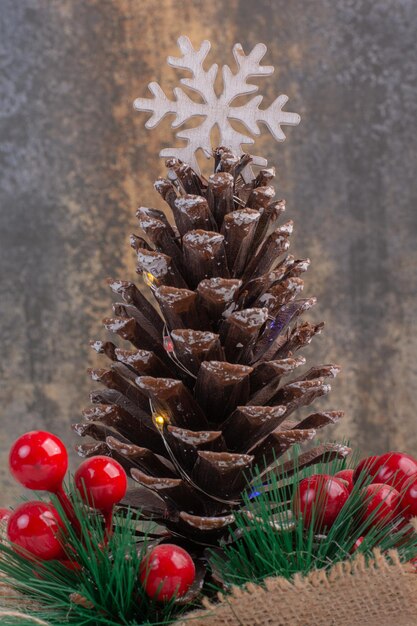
[{"left": 0, "top": 0, "right": 416, "bottom": 504}]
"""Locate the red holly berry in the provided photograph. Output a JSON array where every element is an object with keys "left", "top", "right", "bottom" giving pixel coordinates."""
[
  {"left": 360, "top": 483, "right": 400, "bottom": 527},
  {"left": 139, "top": 544, "right": 195, "bottom": 601},
  {"left": 60, "top": 559, "right": 82, "bottom": 572},
  {"left": 7, "top": 501, "right": 66, "bottom": 561},
  {"left": 334, "top": 469, "right": 354, "bottom": 491},
  {"left": 350, "top": 536, "right": 365, "bottom": 554},
  {"left": 369, "top": 452, "right": 417, "bottom": 490},
  {"left": 353, "top": 456, "right": 379, "bottom": 484},
  {"left": 9, "top": 431, "right": 68, "bottom": 492},
  {"left": 0, "top": 508, "right": 10, "bottom": 523},
  {"left": 74, "top": 456, "right": 127, "bottom": 512},
  {"left": 400, "top": 477, "right": 417, "bottom": 521},
  {"left": 293, "top": 474, "right": 350, "bottom": 530}
]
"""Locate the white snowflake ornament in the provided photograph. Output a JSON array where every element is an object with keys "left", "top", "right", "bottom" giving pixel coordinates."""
[{"left": 134, "top": 36, "right": 300, "bottom": 180}]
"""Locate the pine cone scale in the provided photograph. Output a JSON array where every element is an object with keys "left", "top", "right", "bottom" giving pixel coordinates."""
[{"left": 75, "top": 148, "right": 346, "bottom": 547}]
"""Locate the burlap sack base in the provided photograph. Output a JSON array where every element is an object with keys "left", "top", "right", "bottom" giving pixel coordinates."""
[
  {"left": 1, "top": 550, "right": 416, "bottom": 625},
  {"left": 175, "top": 550, "right": 417, "bottom": 626}
]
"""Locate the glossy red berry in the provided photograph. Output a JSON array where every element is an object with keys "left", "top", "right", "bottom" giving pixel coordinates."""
[
  {"left": 360, "top": 483, "right": 400, "bottom": 527},
  {"left": 350, "top": 536, "right": 365, "bottom": 554},
  {"left": 334, "top": 469, "right": 354, "bottom": 491},
  {"left": 139, "top": 544, "right": 195, "bottom": 601},
  {"left": 293, "top": 474, "right": 350, "bottom": 530},
  {"left": 60, "top": 559, "right": 82, "bottom": 572},
  {"left": 369, "top": 452, "right": 417, "bottom": 490},
  {"left": 353, "top": 456, "right": 379, "bottom": 484},
  {"left": 400, "top": 477, "right": 417, "bottom": 520},
  {"left": 0, "top": 508, "right": 11, "bottom": 523},
  {"left": 74, "top": 456, "right": 127, "bottom": 511},
  {"left": 9, "top": 431, "right": 68, "bottom": 492},
  {"left": 7, "top": 501, "right": 66, "bottom": 560}
]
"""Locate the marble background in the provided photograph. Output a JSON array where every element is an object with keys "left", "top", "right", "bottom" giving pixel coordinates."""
[{"left": 0, "top": 0, "right": 416, "bottom": 503}]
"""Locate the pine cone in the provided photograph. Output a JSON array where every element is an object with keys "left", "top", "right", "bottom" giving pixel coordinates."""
[{"left": 74, "top": 148, "right": 348, "bottom": 546}]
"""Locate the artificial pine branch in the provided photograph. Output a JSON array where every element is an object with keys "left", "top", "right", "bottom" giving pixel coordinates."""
[
  {"left": 0, "top": 490, "right": 188, "bottom": 626},
  {"left": 0, "top": 614, "right": 50, "bottom": 626},
  {"left": 2, "top": 449, "right": 416, "bottom": 624},
  {"left": 211, "top": 447, "right": 417, "bottom": 586}
]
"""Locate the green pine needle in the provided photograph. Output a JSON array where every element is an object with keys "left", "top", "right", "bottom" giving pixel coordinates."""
[
  {"left": 0, "top": 488, "right": 190, "bottom": 626},
  {"left": 210, "top": 445, "right": 417, "bottom": 587},
  {"left": 2, "top": 447, "right": 417, "bottom": 623}
]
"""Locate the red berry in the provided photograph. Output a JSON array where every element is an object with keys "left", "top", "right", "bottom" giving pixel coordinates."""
[
  {"left": 353, "top": 456, "right": 379, "bottom": 484},
  {"left": 334, "top": 469, "right": 354, "bottom": 491},
  {"left": 0, "top": 508, "right": 11, "bottom": 523},
  {"left": 74, "top": 456, "right": 127, "bottom": 511},
  {"left": 7, "top": 501, "right": 66, "bottom": 560},
  {"left": 9, "top": 431, "right": 68, "bottom": 492},
  {"left": 60, "top": 559, "right": 82, "bottom": 572},
  {"left": 400, "top": 477, "right": 417, "bottom": 520},
  {"left": 360, "top": 483, "right": 400, "bottom": 527},
  {"left": 139, "top": 544, "right": 195, "bottom": 601},
  {"left": 293, "top": 474, "right": 350, "bottom": 530},
  {"left": 370, "top": 452, "right": 417, "bottom": 490},
  {"left": 350, "top": 536, "right": 365, "bottom": 554}
]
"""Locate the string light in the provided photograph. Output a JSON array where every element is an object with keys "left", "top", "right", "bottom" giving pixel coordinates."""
[
  {"left": 162, "top": 324, "right": 197, "bottom": 380},
  {"left": 163, "top": 335, "right": 174, "bottom": 353},
  {"left": 233, "top": 195, "right": 246, "bottom": 207},
  {"left": 143, "top": 272, "right": 157, "bottom": 291},
  {"left": 154, "top": 414, "right": 167, "bottom": 430},
  {"left": 141, "top": 279, "right": 196, "bottom": 380},
  {"left": 148, "top": 400, "right": 239, "bottom": 507}
]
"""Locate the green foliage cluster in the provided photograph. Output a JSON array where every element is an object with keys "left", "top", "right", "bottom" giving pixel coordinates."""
[
  {"left": 0, "top": 493, "right": 183, "bottom": 626},
  {"left": 212, "top": 449, "right": 417, "bottom": 586},
  {"left": 1, "top": 448, "right": 417, "bottom": 625}
]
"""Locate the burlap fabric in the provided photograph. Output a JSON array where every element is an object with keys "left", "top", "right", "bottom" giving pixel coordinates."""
[
  {"left": 175, "top": 550, "right": 417, "bottom": 626},
  {"left": 1, "top": 550, "right": 416, "bottom": 624}
]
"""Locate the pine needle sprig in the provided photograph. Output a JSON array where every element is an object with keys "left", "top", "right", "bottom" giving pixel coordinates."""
[
  {"left": 0, "top": 488, "right": 189, "bottom": 626},
  {"left": 211, "top": 445, "right": 417, "bottom": 587}
]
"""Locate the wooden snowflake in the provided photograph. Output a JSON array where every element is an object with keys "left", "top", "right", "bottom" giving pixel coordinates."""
[{"left": 134, "top": 36, "right": 300, "bottom": 179}]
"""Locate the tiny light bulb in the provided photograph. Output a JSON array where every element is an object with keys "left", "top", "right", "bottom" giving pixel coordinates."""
[
  {"left": 163, "top": 335, "right": 174, "bottom": 353},
  {"left": 143, "top": 272, "right": 156, "bottom": 288},
  {"left": 154, "top": 415, "right": 166, "bottom": 430}
]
